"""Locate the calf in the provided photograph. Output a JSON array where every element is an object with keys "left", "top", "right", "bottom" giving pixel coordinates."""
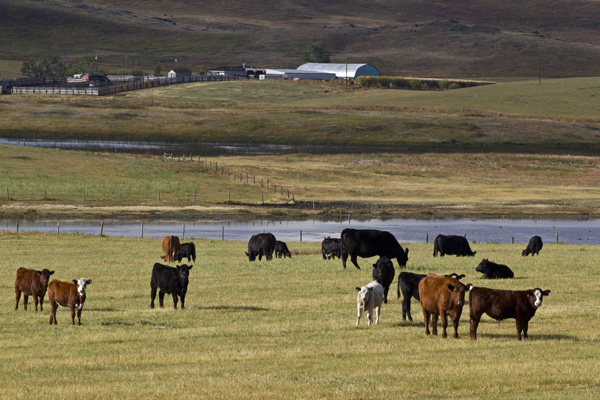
[
  {"left": 15, "top": 267, "right": 55, "bottom": 311},
  {"left": 522, "top": 236, "right": 543, "bottom": 256},
  {"left": 433, "top": 235, "right": 476, "bottom": 257},
  {"left": 321, "top": 237, "right": 342, "bottom": 260},
  {"left": 397, "top": 272, "right": 465, "bottom": 322},
  {"left": 418, "top": 274, "right": 472, "bottom": 338},
  {"left": 150, "top": 263, "right": 192, "bottom": 309},
  {"left": 176, "top": 242, "right": 196, "bottom": 263},
  {"left": 48, "top": 278, "right": 92, "bottom": 325},
  {"left": 355, "top": 281, "right": 384, "bottom": 326},
  {"left": 469, "top": 287, "right": 551, "bottom": 340},
  {"left": 372, "top": 257, "right": 395, "bottom": 304},
  {"left": 161, "top": 235, "right": 181, "bottom": 262},
  {"left": 274, "top": 241, "right": 292, "bottom": 258},
  {"left": 476, "top": 259, "right": 514, "bottom": 279}
]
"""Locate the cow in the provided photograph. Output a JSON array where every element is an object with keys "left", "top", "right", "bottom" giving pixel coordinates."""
[
  {"left": 355, "top": 281, "right": 384, "bottom": 326},
  {"left": 176, "top": 242, "right": 196, "bottom": 263},
  {"left": 160, "top": 235, "right": 181, "bottom": 262},
  {"left": 522, "top": 236, "right": 543, "bottom": 256},
  {"left": 48, "top": 278, "right": 92, "bottom": 325},
  {"left": 433, "top": 234, "right": 476, "bottom": 257},
  {"left": 274, "top": 241, "right": 292, "bottom": 258},
  {"left": 476, "top": 259, "right": 514, "bottom": 279},
  {"left": 397, "top": 272, "right": 465, "bottom": 322},
  {"left": 341, "top": 228, "right": 409, "bottom": 270},
  {"left": 14, "top": 267, "right": 55, "bottom": 312},
  {"left": 418, "top": 274, "right": 472, "bottom": 338},
  {"left": 321, "top": 237, "right": 342, "bottom": 260},
  {"left": 469, "top": 287, "right": 551, "bottom": 340},
  {"left": 150, "top": 263, "right": 192, "bottom": 309},
  {"left": 245, "top": 233, "right": 276, "bottom": 261},
  {"left": 372, "top": 257, "right": 395, "bottom": 304}
]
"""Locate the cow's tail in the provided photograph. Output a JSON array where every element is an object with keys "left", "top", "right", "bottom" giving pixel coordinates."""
[
  {"left": 192, "top": 245, "right": 197, "bottom": 262},
  {"left": 397, "top": 277, "right": 401, "bottom": 299}
]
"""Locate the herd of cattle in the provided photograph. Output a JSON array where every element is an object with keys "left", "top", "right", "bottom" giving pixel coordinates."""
[{"left": 13, "top": 228, "right": 549, "bottom": 340}]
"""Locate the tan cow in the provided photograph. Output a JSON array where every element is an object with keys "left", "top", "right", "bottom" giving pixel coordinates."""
[{"left": 161, "top": 235, "right": 181, "bottom": 262}]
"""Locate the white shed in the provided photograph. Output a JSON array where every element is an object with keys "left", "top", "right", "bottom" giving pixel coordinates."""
[
  {"left": 167, "top": 68, "right": 192, "bottom": 78},
  {"left": 262, "top": 69, "right": 336, "bottom": 80},
  {"left": 297, "top": 63, "right": 380, "bottom": 79}
]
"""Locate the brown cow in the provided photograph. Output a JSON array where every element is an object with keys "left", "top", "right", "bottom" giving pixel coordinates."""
[
  {"left": 418, "top": 274, "right": 472, "bottom": 338},
  {"left": 469, "top": 287, "right": 551, "bottom": 340},
  {"left": 15, "top": 267, "right": 55, "bottom": 311},
  {"left": 160, "top": 235, "right": 181, "bottom": 262},
  {"left": 48, "top": 278, "right": 92, "bottom": 325}
]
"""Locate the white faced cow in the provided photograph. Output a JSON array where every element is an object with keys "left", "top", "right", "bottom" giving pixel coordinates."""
[
  {"left": 355, "top": 281, "right": 384, "bottom": 326},
  {"left": 48, "top": 278, "right": 92, "bottom": 325}
]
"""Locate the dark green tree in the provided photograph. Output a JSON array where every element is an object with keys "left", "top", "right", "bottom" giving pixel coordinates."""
[
  {"left": 21, "top": 60, "right": 40, "bottom": 78},
  {"left": 154, "top": 63, "right": 162, "bottom": 76},
  {"left": 301, "top": 41, "right": 331, "bottom": 63},
  {"left": 21, "top": 57, "right": 66, "bottom": 78}
]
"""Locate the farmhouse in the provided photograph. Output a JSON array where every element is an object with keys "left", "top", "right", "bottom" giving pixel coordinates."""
[
  {"left": 81, "top": 72, "right": 110, "bottom": 85},
  {"left": 297, "top": 63, "right": 380, "bottom": 79}
]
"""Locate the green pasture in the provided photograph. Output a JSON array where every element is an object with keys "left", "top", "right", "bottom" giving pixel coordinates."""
[{"left": 0, "top": 233, "right": 598, "bottom": 399}]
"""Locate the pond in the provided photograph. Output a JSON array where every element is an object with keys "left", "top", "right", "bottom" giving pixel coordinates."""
[{"left": 2, "top": 218, "right": 599, "bottom": 245}]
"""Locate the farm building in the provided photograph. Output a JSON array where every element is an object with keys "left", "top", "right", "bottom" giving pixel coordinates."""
[
  {"left": 261, "top": 69, "right": 336, "bottom": 81},
  {"left": 167, "top": 68, "right": 192, "bottom": 78},
  {"left": 207, "top": 66, "right": 247, "bottom": 78},
  {"left": 81, "top": 72, "right": 110, "bottom": 85},
  {"left": 297, "top": 63, "right": 380, "bottom": 79}
]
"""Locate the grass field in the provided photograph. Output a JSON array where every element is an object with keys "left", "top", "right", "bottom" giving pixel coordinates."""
[{"left": 0, "top": 233, "right": 598, "bottom": 399}]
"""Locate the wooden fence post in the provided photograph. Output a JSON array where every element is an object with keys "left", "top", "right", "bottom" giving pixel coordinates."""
[
  {"left": 100, "top": 221, "right": 104, "bottom": 236},
  {"left": 57, "top": 221, "right": 60, "bottom": 235}
]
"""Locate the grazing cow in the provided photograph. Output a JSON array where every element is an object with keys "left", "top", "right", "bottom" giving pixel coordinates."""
[
  {"left": 48, "top": 278, "right": 92, "bottom": 325},
  {"left": 14, "top": 267, "right": 55, "bottom": 311},
  {"left": 469, "top": 287, "right": 551, "bottom": 340},
  {"left": 372, "top": 257, "right": 395, "bottom": 304},
  {"left": 418, "top": 274, "right": 472, "bottom": 338},
  {"left": 522, "top": 236, "right": 543, "bottom": 256},
  {"left": 476, "top": 259, "right": 514, "bottom": 279},
  {"left": 176, "top": 242, "right": 196, "bottom": 263},
  {"left": 433, "top": 235, "right": 476, "bottom": 257},
  {"left": 150, "top": 263, "right": 192, "bottom": 309},
  {"left": 341, "top": 228, "right": 409, "bottom": 270},
  {"left": 245, "top": 233, "right": 276, "bottom": 261},
  {"left": 274, "top": 241, "right": 292, "bottom": 258},
  {"left": 397, "top": 272, "right": 465, "bottom": 322},
  {"left": 161, "top": 235, "right": 181, "bottom": 262},
  {"left": 321, "top": 237, "right": 342, "bottom": 260},
  {"left": 355, "top": 281, "right": 384, "bottom": 326}
]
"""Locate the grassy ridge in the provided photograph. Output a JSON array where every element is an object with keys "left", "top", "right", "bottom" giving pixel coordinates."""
[{"left": 0, "top": 233, "right": 598, "bottom": 399}]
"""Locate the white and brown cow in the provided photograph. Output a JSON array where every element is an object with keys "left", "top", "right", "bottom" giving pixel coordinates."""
[{"left": 48, "top": 278, "right": 92, "bottom": 325}]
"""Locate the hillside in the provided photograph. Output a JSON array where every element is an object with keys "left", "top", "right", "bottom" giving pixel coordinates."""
[{"left": 1, "top": 0, "right": 600, "bottom": 77}]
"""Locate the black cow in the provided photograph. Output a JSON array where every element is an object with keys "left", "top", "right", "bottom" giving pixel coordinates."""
[
  {"left": 433, "top": 235, "right": 476, "bottom": 257},
  {"left": 321, "top": 237, "right": 342, "bottom": 260},
  {"left": 176, "top": 242, "right": 196, "bottom": 263},
  {"left": 246, "top": 233, "right": 276, "bottom": 261},
  {"left": 397, "top": 272, "right": 465, "bottom": 321},
  {"left": 150, "top": 263, "right": 192, "bottom": 309},
  {"left": 522, "top": 236, "right": 543, "bottom": 256},
  {"left": 372, "top": 257, "right": 395, "bottom": 304},
  {"left": 341, "top": 228, "right": 409, "bottom": 270},
  {"left": 274, "top": 241, "right": 292, "bottom": 258},
  {"left": 475, "top": 259, "right": 514, "bottom": 279}
]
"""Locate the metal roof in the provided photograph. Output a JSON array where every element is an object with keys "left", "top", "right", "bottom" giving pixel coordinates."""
[{"left": 297, "top": 63, "right": 380, "bottom": 78}]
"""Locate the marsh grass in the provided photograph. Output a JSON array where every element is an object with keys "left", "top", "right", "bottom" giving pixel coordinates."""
[{"left": 0, "top": 233, "right": 598, "bottom": 399}]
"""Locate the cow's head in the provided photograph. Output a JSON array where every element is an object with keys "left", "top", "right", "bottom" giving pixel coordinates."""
[
  {"left": 527, "top": 288, "right": 551, "bottom": 308},
  {"left": 356, "top": 286, "right": 374, "bottom": 305},
  {"left": 38, "top": 269, "right": 55, "bottom": 287},
  {"left": 397, "top": 248, "right": 409, "bottom": 266},
  {"left": 445, "top": 273, "right": 465, "bottom": 281},
  {"left": 475, "top": 259, "right": 489, "bottom": 274},
  {"left": 447, "top": 281, "right": 472, "bottom": 307},
  {"left": 176, "top": 264, "right": 192, "bottom": 285},
  {"left": 245, "top": 251, "right": 256, "bottom": 262},
  {"left": 72, "top": 278, "right": 92, "bottom": 297}
]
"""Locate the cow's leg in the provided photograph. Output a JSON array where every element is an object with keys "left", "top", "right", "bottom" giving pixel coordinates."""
[
  {"left": 402, "top": 296, "right": 410, "bottom": 321},
  {"left": 23, "top": 295, "right": 29, "bottom": 311},
  {"left": 432, "top": 314, "right": 439, "bottom": 336},
  {"left": 180, "top": 291, "right": 186, "bottom": 309},
  {"left": 522, "top": 320, "right": 530, "bottom": 340},
  {"left": 452, "top": 316, "right": 460, "bottom": 339},
  {"left": 38, "top": 295, "right": 44, "bottom": 312},
  {"left": 150, "top": 286, "right": 157, "bottom": 309},
  {"left": 172, "top": 293, "right": 178, "bottom": 309},
  {"left": 440, "top": 311, "right": 448, "bottom": 338},
  {"left": 342, "top": 249, "right": 348, "bottom": 268},
  {"left": 258, "top": 254, "right": 263, "bottom": 261},
  {"left": 350, "top": 255, "right": 361, "bottom": 270},
  {"left": 470, "top": 313, "right": 481, "bottom": 340},
  {"left": 375, "top": 305, "right": 381, "bottom": 324},
  {"left": 15, "top": 289, "right": 21, "bottom": 310},
  {"left": 383, "top": 287, "right": 389, "bottom": 304},
  {"left": 516, "top": 320, "right": 523, "bottom": 341},
  {"left": 77, "top": 308, "right": 82, "bottom": 325},
  {"left": 367, "top": 307, "right": 373, "bottom": 325},
  {"left": 49, "top": 302, "right": 57, "bottom": 325},
  {"left": 70, "top": 306, "right": 76, "bottom": 325},
  {"left": 33, "top": 295, "right": 39, "bottom": 311},
  {"left": 356, "top": 305, "right": 362, "bottom": 325},
  {"left": 158, "top": 291, "right": 165, "bottom": 308},
  {"left": 422, "top": 309, "right": 431, "bottom": 335}
]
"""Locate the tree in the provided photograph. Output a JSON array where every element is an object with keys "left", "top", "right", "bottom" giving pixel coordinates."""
[
  {"left": 301, "top": 41, "right": 331, "bottom": 64},
  {"left": 21, "top": 57, "right": 66, "bottom": 78},
  {"left": 154, "top": 63, "right": 162, "bottom": 76},
  {"left": 21, "top": 60, "right": 40, "bottom": 78}
]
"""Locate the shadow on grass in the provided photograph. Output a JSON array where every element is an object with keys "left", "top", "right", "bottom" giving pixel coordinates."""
[
  {"left": 474, "top": 333, "right": 578, "bottom": 341},
  {"left": 196, "top": 305, "right": 269, "bottom": 312},
  {"left": 100, "top": 320, "right": 168, "bottom": 327}
]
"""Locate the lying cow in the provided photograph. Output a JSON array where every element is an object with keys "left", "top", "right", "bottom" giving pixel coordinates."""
[
  {"left": 48, "top": 278, "right": 92, "bottom": 325},
  {"left": 322, "top": 237, "right": 342, "bottom": 260},
  {"left": 418, "top": 274, "right": 472, "bottom": 338},
  {"left": 274, "top": 241, "right": 292, "bottom": 258},
  {"left": 355, "top": 281, "right": 384, "bottom": 326},
  {"left": 15, "top": 267, "right": 55, "bottom": 311},
  {"left": 150, "top": 263, "right": 192, "bottom": 309},
  {"left": 433, "top": 234, "right": 476, "bottom": 257},
  {"left": 161, "top": 235, "right": 181, "bottom": 262},
  {"left": 176, "top": 242, "right": 196, "bottom": 263},
  {"left": 522, "top": 235, "right": 543, "bottom": 256},
  {"left": 476, "top": 259, "right": 514, "bottom": 279},
  {"left": 469, "top": 287, "right": 551, "bottom": 340},
  {"left": 372, "top": 257, "right": 395, "bottom": 304},
  {"left": 246, "top": 233, "right": 276, "bottom": 261},
  {"left": 341, "top": 228, "right": 409, "bottom": 270},
  {"left": 397, "top": 272, "right": 465, "bottom": 322}
]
